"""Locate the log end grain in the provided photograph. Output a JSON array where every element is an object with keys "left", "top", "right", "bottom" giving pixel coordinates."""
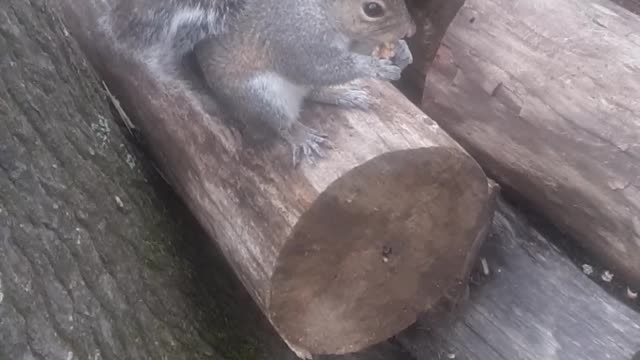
[{"left": 268, "top": 146, "right": 491, "bottom": 355}]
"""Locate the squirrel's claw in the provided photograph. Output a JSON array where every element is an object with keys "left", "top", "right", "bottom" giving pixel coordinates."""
[{"left": 283, "top": 123, "right": 332, "bottom": 167}]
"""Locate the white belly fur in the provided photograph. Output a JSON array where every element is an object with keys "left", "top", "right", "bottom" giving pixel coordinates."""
[{"left": 248, "top": 71, "right": 310, "bottom": 125}]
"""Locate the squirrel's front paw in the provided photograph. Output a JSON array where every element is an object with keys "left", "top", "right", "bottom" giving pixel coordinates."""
[
  {"left": 372, "top": 58, "right": 402, "bottom": 81},
  {"left": 392, "top": 40, "right": 413, "bottom": 70},
  {"left": 335, "top": 86, "right": 371, "bottom": 110},
  {"left": 308, "top": 85, "right": 372, "bottom": 111}
]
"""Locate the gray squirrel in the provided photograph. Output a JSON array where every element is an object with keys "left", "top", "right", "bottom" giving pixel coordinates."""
[{"left": 102, "top": 0, "right": 415, "bottom": 166}]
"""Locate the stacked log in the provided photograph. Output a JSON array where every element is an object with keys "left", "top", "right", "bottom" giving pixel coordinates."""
[{"left": 420, "top": 0, "right": 640, "bottom": 288}]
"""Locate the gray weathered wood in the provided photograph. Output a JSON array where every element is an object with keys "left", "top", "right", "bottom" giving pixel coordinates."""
[
  {"left": 59, "top": 0, "right": 495, "bottom": 357},
  {"left": 395, "top": 199, "right": 640, "bottom": 360},
  {"left": 421, "top": 0, "right": 640, "bottom": 288}
]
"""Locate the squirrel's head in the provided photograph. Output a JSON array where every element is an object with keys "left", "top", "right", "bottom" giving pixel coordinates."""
[{"left": 332, "top": 0, "right": 416, "bottom": 45}]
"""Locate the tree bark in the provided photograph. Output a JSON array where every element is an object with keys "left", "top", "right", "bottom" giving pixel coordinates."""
[
  {"left": 59, "top": 0, "right": 495, "bottom": 357},
  {"left": 420, "top": 0, "right": 640, "bottom": 288},
  {"left": 0, "top": 1, "right": 302, "bottom": 359}
]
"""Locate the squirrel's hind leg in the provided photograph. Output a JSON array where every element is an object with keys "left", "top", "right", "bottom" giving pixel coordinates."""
[{"left": 238, "top": 73, "right": 332, "bottom": 166}]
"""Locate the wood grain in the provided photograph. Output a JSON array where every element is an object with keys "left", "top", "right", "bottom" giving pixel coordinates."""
[{"left": 421, "top": 0, "right": 640, "bottom": 288}]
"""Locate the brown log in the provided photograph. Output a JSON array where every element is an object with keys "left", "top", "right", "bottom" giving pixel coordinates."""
[
  {"left": 59, "top": 2, "right": 495, "bottom": 357},
  {"left": 420, "top": 0, "right": 640, "bottom": 288}
]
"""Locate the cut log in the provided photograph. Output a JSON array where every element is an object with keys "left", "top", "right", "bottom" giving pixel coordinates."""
[
  {"left": 395, "top": 199, "right": 640, "bottom": 360},
  {"left": 420, "top": 0, "right": 640, "bottom": 288},
  {"left": 59, "top": 1, "right": 494, "bottom": 357}
]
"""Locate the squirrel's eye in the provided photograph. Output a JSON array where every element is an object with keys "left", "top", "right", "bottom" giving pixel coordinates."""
[{"left": 363, "top": 2, "right": 385, "bottom": 18}]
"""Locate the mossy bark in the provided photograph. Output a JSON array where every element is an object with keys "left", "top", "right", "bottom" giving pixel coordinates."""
[{"left": 0, "top": 1, "right": 288, "bottom": 359}]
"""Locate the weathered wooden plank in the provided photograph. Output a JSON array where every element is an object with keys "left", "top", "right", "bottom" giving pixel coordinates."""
[
  {"left": 395, "top": 199, "right": 640, "bottom": 360},
  {"left": 421, "top": 0, "right": 640, "bottom": 288}
]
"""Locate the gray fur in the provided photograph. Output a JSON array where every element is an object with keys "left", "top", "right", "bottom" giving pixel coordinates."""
[
  {"left": 200, "top": 0, "right": 415, "bottom": 166},
  {"left": 101, "top": 0, "right": 414, "bottom": 167},
  {"left": 102, "top": 0, "right": 245, "bottom": 71}
]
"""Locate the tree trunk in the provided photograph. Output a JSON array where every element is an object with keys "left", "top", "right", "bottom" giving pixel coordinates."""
[
  {"left": 59, "top": 0, "right": 495, "bottom": 357},
  {"left": 0, "top": 1, "right": 299, "bottom": 359},
  {"left": 421, "top": 0, "right": 640, "bottom": 288}
]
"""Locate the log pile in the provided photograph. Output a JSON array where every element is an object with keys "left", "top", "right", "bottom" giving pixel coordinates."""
[{"left": 2, "top": 0, "right": 637, "bottom": 359}]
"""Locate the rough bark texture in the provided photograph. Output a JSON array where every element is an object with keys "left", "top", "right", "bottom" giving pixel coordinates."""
[
  {"left": 394, "top": 199, "right": 640, "bottom": 360},
  {"left": 0, "top": 1, "right": 310, "bottom": 359},
  {"left": 421, "top": 0, "right": 640, "bottom": 288}
]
